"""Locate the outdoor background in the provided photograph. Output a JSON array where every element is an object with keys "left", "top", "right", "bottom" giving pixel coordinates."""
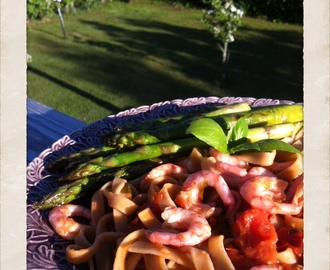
[{"left": 27, "top": 0, "right": 303, "bottom": 124}]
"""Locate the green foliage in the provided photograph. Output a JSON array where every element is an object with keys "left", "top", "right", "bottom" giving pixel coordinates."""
[
  {"left": 66, "top": 0, "right": 98, "bottom": 11},
  {"left": 233, "top": 0, "right": 303, "bottom": 25},
  {"left": 202, "top": 0, "right": 244, "bottom": 44},
  {"left": 186, "top": 118, "right": 229, "bottom": 153},
  {"left": 229, "top": 139, "right": 301, "bottom": 154},
  {"left": 148, "top": 0, "right": 207, "bottom": 8},
  {"left": 27, "top": 0, "right": 105, "bottom": 19},
  {"left": 27, "top": 0, "right": 53, "bottom": 19},
  {"left": 226, "top": 117, "right": 248, "bottom": 143},
  {"left": 201, "top": 0, "right": 244, "bottom": 64},
  {"left": 156, "top": 0, "right": 303, "bottom": 25},
  {"left": 187, "top": 118, "right": 301, "bottom": 155}
]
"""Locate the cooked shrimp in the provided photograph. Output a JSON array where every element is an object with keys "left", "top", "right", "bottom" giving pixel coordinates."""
[
  {"left": 141, "top": 163, "right": 188, "bottom": 190},
  {"left": 145, "top": 163, "right": 188, "bottom": 181},
  {"left": 203, "top": 148, "right": 249, "bottom": 188},
  {"left": 240, "top": 167, "right": 277, "bottom": 187},
  {"left": 201, "top": 156, "right": 247, "bottom": 188},
  {"left": 48, "top": 204, "right": 91, "bottom": 240},
  {"left": 209, "top": 147, "right": 248, "bottom": 168},
  {"left": 144, "top": 206, "right": 211, "bottom": 247},
  {"left": 245, "top": 167, "right": 277, "bottom": 179},
  {"left": 240, "top": 176, "right": 302, "bottom": 215},
  {"left": 141, "top": 163, "right": 187, "bottom": 191},
  {"left": 175, "top": 170, "right": 236, "bottom": 219}
]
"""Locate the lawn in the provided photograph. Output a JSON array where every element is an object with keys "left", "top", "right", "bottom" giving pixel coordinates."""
[{"left": 27, "top": 0, "right": 303, "bottom": 123}]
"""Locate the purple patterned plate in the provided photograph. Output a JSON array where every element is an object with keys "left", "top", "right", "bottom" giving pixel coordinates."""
[{"left": 27, "top": 96, "right": 296, "bottom": 269}]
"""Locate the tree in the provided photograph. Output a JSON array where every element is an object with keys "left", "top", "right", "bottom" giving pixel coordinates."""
[{"left": 202, "top": 0, "right": 244, "bottom": 65}]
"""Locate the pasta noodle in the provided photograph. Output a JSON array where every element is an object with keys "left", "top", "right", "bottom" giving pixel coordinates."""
[{"left": 48, "top": 146, "right": 304, "bottom": 270}]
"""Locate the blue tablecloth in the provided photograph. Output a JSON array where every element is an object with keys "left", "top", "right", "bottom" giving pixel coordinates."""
[{"left": 27, "top": 98, "right": 88, "bottom": 163}]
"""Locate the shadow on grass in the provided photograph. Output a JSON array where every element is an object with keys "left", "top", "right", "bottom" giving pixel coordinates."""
[
  {"left": 75, "top": 17, "right": 303, "bottom": 102},
  {"left": 28, "top": 65, "right": 122, "bottom": 113},
  {"left": 225, "top": 26, "right": 303, "bottom": 102},
  {"left": 78, "top": 18, "right": 222, "bottom": 83},
  {"left": 35, "top": 19, "right": 227, "bottom": 105}
]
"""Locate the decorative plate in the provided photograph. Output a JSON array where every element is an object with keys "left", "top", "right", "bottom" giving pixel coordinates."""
[{"left": 27, "top": 96, "right": 296, "bottom": 269}]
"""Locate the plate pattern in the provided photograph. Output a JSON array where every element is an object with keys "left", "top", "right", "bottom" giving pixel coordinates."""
[{"left": 27, "top": 96, "right": 295, "bottom": 269}]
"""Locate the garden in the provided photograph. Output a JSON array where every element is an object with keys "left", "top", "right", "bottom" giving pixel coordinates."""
[{"left": 27, "top": 0, "right": 303, "bottom": 123}]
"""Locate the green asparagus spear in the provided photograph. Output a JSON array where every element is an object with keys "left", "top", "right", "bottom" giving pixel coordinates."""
[
  {"left": 104, "top": 102, "right": 252, "bottom": 139},
  {"left": 46, "top": 145, "right": 117, "bottom": 173},
  {"left": 246, "top": 122, "right": 303, "bottom": 143},
  {"left": 35, "top": 157, "right": 179, "bottom": 210},
  {"left": 105, "top": 104, "right": 303, "bottom": 149},
  {"left": 104, "top": 102, "right": 252, "bottom": 148},
  {"left": 59, "top": 137, "right": 209, "bottom": 181}
]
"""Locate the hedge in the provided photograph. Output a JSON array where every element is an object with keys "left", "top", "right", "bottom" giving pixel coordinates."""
[{"left": 27, "top": 0, "right": 303, "bottom": 25}]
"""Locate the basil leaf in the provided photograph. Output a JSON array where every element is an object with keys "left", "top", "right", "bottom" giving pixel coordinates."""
[
  {"left": 229, "top": 139, "right": 302, "bottom": 155},
  {"left": 186, "top": 118, "right": 228, "bottom": 153},
  {"left": 227, "top": 117, "right": 249, "bottom": 143}
]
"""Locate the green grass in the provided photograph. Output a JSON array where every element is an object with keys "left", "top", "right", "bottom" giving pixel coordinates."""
[{"left": 27, "top": 0, "right": 303, "bottom": 123}]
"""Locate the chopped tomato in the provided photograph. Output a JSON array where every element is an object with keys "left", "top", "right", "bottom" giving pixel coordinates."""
[
  {"left": 277, "top": 227, "right": 303, "bottom": 261},
  {"left": 233, "top": 208, "right": 278, "bottom": 265},
  {"left": 226, "top": 247, "right": 260, "bottom": 270}
]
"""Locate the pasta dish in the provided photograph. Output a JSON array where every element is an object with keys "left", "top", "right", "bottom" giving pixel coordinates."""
[
  {"left": 48, "top": 146, "right": 303, "bottom": 269},
  {"left": 32, "top": 101, "right": 304, "bottom": 269}
]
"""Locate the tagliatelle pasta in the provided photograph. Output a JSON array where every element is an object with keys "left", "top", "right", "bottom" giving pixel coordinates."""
[{"left": 48, "top": 146, "right": 303, "bottom": 270}]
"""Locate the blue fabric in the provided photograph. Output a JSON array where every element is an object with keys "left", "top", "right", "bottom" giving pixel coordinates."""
[{"left": 27, "top": 98, "right": 87, "bottom": 163}]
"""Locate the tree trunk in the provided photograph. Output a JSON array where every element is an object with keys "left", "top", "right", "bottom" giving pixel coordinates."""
[{"left": 222, "top": 42, "right": 230, "bottom": 64}]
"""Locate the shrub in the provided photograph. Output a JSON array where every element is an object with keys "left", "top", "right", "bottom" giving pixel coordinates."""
[
  {"left": 27, "top": 0, "right": 53, "bottom": 19},
  {"left": 27, "top": 0, "right": 107, "bottom": 20},
  {"left": 155, "top": 0, "right": 303, "bottom": 25},
  {"left": 233, "top": 0, "right": 302, "bottom": 25}
]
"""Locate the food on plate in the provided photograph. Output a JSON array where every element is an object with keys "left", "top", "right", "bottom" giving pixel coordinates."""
[
  {"left": 32, "top": 102, "right": 304, "bottom": 269},
  {"left": 102, "top": 103, "right": 303, "bottom": 149},
  {"left": 45, "top": 102, "right": 253, "bottom": 174},
  {"left": 35, "top": 103, "right": 303, "bottom": 210}
]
